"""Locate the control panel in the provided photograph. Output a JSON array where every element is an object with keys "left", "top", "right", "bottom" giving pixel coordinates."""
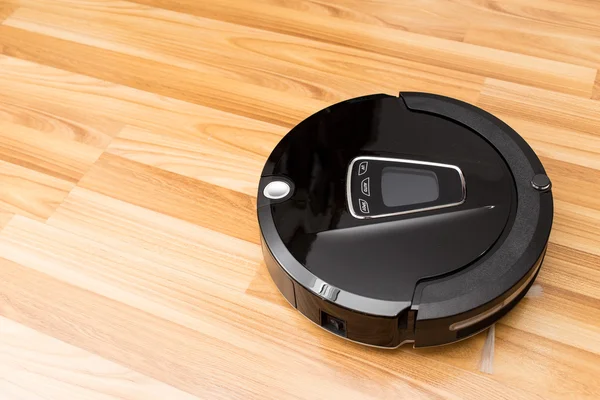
[{"left": 347, "top": 156, "right": 466, "bottom": 219}]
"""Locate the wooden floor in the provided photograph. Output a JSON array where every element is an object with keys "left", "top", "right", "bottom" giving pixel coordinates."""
[{"left": 0, "top": 0, "right": 599, "bottom": 399}]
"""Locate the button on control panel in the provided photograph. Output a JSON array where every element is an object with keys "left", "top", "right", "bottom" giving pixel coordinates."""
[
  {"left": 361, "top": 177, "right": 370, "bottom": 196},
  {"left": 358, "top": 161, "right": 368, "bottom": 175},
  {"left": 352, "top": 160, "right": 372, "bottom": 216},
  {"left": 358, "top": 199, "right": 370, "bottom": 214}
]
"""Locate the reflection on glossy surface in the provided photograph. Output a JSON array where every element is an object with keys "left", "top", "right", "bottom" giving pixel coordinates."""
[{"left": 262, "top": 94, "right": 516, "bottom": 302}]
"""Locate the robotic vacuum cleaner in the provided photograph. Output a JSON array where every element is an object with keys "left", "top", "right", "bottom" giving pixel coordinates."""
[{"left": 257, "top": 93, "right": 553, "bottom": 348}]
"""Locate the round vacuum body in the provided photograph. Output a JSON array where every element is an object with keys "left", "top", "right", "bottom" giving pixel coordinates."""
[{"left": 257, "top": 93, "right": 553, "bottom": 348}]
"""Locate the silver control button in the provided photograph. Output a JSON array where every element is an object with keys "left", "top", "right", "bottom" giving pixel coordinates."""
[
  {"left": 264, "top": 181, "right": 291, "bottom": 199},
  {"left": 361, "top": 177, "right": 370, "bottom": 196},
  {"left": 358, "top": 161, "right": 368, "bottom": 175},
  {"left": 359, "top": 199, "right": 370, "bottom": 214}
]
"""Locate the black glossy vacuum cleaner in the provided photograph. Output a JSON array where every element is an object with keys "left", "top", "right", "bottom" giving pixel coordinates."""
[{"left": 257, "top": 93, "right": 553, "bottom": 347}]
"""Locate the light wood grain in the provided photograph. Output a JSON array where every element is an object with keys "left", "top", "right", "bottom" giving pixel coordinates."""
[
  {"left": 477, "top": 79, "right": 600, "bottom": 136},
  {"left": 128, "top": 0, "right": 597, "bottom": 96},
  {"left": 0, "top": 0, "right": 599, "bottom": 398},
  {"left": 0, "top": 317, "right": 199, "bottom": 400},
  {"left": 551, "top": 200, "right": 600, "bottom": 257},
  {"left": 0, "top": 55, "right": 287, "bottom": 195},
  {"left": 107, "top": 125, "right": 266, "bottom": 196},
  {"left": 0, "top": 2, "right": 15, "bottom": 23},
  {"left": 0, "top": 100, "right": 122, "bottom": 149},
  {"left": 0, "top": 211, "right": 12, "bottom": 229},
  {"left": 464, "top": 23, "right": 600, "bottom": 69},
  {"left": 485, "top": 116, "right": 600, "bottom": 170},
  {"left": 0, "top": 25, "right": 328, "bottom": 127},
  {"left": 0, "top": 159, "right": 73, "bottom": 220},
  {"left": 78, "top": 153, "right": 258, "bottom": 243},
  {"left": 539, "top": 243, "right": 600, "bottom": 301},
  {"left": 414, "top": 322, "right": 600, "bottom": 399},
  {"left": 48, "top": 187, "right": 260, "bottom": 291},
  {"left": 0, "top": 119, "right": 104, "bottom": 182},
  {"left": 4, "top": 2, "right": 485, "bottom": 104},
  {"left": 457, "top": 0, "right": 600, "bottom": 34},
  {"left": 449, "top": 0, "right": 600, "bottom": 68}
]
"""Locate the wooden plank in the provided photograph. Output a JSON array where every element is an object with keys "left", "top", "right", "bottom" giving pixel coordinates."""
[
  {"left": 501, "top": 282, "right": 600, "bottom": 356},
  {"left": 593, "top": 71, "right": 600, "bottom": 100},
  {"left": 16, "top": 0, "right": 469, "bottom": 42},
  {"left": 3, "top": 3, "right": 484, "bottom": 104},
  {"left": 412, "top": 322, "right": 600, "bottom": 399},
  {"left": 551, "top": 199, "right": 600, "bottom": 257},
  {"left": 292, "top": 0, "right": 469, "bottom": 41},
  {"left": 0, "top": 54, "right": 286, "bottom": 154},
  {"left": 538, "top": 243, "right": 600, "bottom": 301},
  {"left": 0, "top": 239, "right": 545, "bottom": 400},
  {"left": 0, "top": 316, "right": 199, "bottom": 400},
  {"left": 454, "top": 0, "right": 600, "bottom": 67},
  {"left": 0, "top": 1, "right": 17, "bottom": 23},
  {"left": 456, "top": 0, "right": 600, "bottom": 33},
  {"left": 6, "top": 4, "right": 349, "bottom": 103},
  {"left": 0, "top": 56, "right": 283, "bottom": 139},
  {"left": 491, "top": 115, "right": 600, "bottom": 171},
  {"left": 78, "top": 153, "right": 259, "bottom": 244},
  {"left": 475, "top": 91, "right": 600, "bottom": 207},
  {"left": 491, "top": 324, "right": 600, "bottom": 399},
  {"left": 541, "top": 158, "right": 600, "bottom": 211},
  {"left": 107, "top": 126, "right": 264, "bottom": 197},
  {"left": 0, "top": 56, "right": 287, "bottom": 194},
  {"left": 477, "top": 78, "right": 600, "bottom": 136},
  {"left": 0, "top": 211, "right": 13, "bottom": 230},
  {"left": 0, "top": 98, "right": 122, "bottom": 149},
  {"left": 127, "top": 0, "right": 596, "bottom": 97},
  {"left": 48, "top": 187, "right": 260, "bottom": 291},
  {"left": 0, "top": 160, "right": 73, "bottom": 221},
  {"left": 0, "top": 258, "right": 323, "bottom": 400},
  {"left": 0, "top": 25, "right": 328, "bottom": 127},
  {"left": 321, "top": 0, "right": 600, "bottom": 42},
  {"left": 0, "top": 215, "right": 257, "bottom": 309},
  {"left": 322, "top": 0, "right": 600, "bottom": 68},
  {"left": 464, "top": 22, "right": 600, "bottom": 69},
  {"left": 0, "top": 119, "right": 104, "bottom": 182}
]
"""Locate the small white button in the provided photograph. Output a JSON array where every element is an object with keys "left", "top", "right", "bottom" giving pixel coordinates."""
[{"left": 263, "top": 181, "right": 290, "bottom": 199}]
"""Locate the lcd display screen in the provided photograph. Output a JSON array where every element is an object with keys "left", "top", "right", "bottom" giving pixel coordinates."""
[{"left": 381, "top": 167, "right": 439, "bottom": 207}]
